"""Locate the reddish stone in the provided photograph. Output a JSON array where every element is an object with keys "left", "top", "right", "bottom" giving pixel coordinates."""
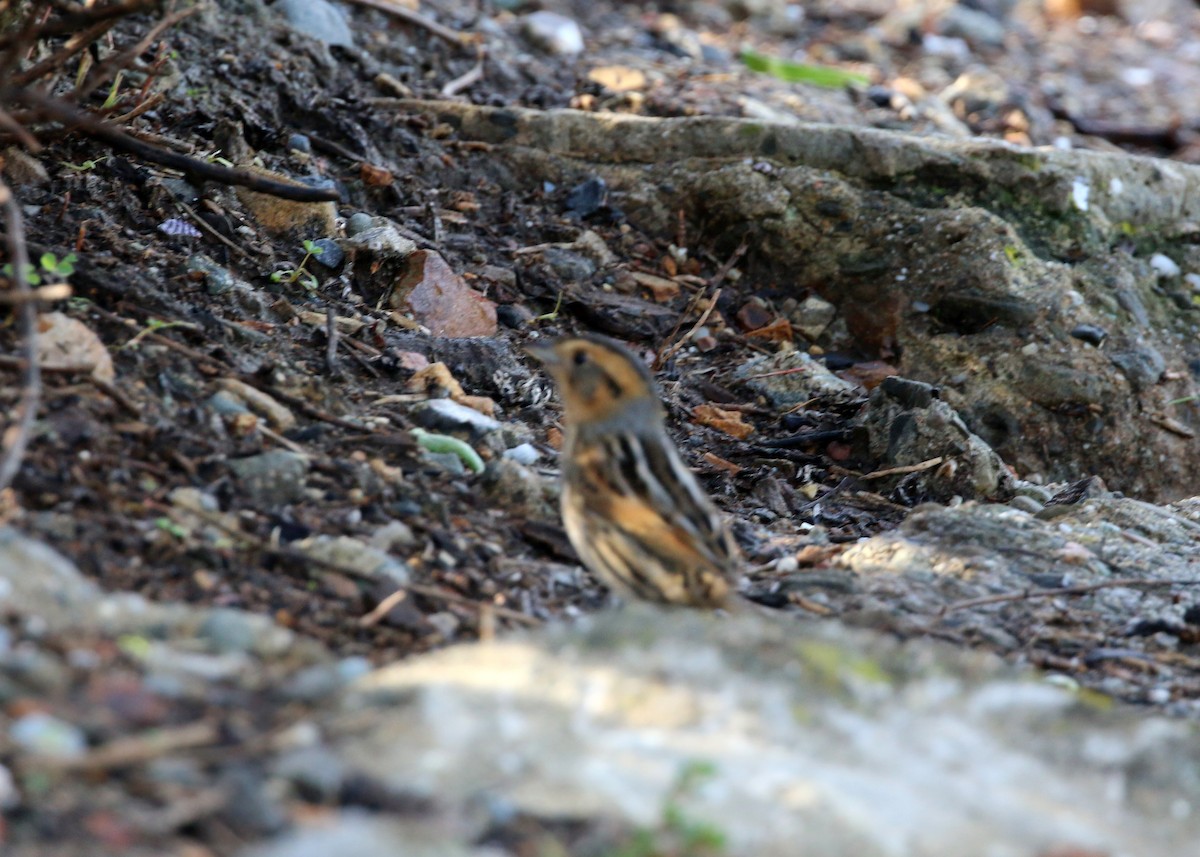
[{"left": 393, "top": 250, "right": 497, "bottom": 338}]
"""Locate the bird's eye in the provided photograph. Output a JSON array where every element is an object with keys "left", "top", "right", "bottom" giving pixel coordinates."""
[{"left": 572, "top": 350, "right": 589, "bottom": 366}]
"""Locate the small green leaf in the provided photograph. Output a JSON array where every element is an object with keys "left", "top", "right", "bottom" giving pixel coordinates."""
[
  {"left": 741, "top": 49, "right": 869, "bottom": 88},
  {"left": 412, "top": 428, "right": 485, "bottom": 473}
]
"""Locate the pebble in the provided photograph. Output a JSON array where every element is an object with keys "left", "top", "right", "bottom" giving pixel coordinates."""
[
  {"left": 308, "top": 237, "right": 345, "bottom": 269},
  {"left": 274, "top": 746, "right": 347, "bottom": 802},
  {"left": 0, "top": 763, "right": 18, "bottom": 808},
  {"left": 284, "top": 657, "right": 373, "bottom": 702},
  {"left": 277, "top": 0, "right": 354, "bottom": 48},
  {"left": 368, "top": 520, "right": 416, "bottom": 551},
  {"left": 503, "top": 443, "right": 541, "bottom": 465},
  {"left": 10, "top": 711, "right": 87, "bottom": 759},
  {"left": 228, "top": 451, "right": 311, "bottom": 507},
  {"left": 1150, "top": 253, "right": 1180, "bottom": 278},
  {"left": 200, "top": 609, "right": 267, "bottom": 654},
  {"left": 1069, "top": 324, "right": 1107, "bottom": 346},
  {"left": 295, "top": 535, "right": 411, "bottom": 586},
  {"left": 410, "top": 398, "right": 501, "bottom": 436},
  {"left": 522, "top": 11, "right": 584, "bottom": 55}
]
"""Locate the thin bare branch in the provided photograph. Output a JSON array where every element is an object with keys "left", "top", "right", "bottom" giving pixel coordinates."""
[{"left": 0, "top": 175, "right": 41, "bottom": 491}]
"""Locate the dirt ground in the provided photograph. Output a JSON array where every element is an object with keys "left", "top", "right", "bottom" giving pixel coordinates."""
[{"left": 2, "top": 0, "right": 1200, "bottom": 853}]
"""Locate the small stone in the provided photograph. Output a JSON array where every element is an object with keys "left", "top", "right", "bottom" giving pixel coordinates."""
[
  {"left": 565, "top": 177, "right": 608, "bottom": 218},
  {"left": 1069, "top": 324, "right": 1107, "bottom": 346},
  {"left": 287, "top": 133, "right": 312, "bottom": 153},
  {"left": 1150, "top": 253, "right": 1181, "bottom": 278},
  {"left": 200, "top": 610, "right": 265, "bottom": 654},
  {"left": 10, "top": 712, "right": 87, "bottom": 760},
  {"left": 36, "top": 312, "right": 114, "bottom": 381},
  {"left": 522, "top": 11, "right": 584, "bottom": 55},
  {"left": 236, "top": 170, "right": 338, "bottom": 239},
  {"left": 227, "top": 451, "right": 310, "bottom": 507},
  {"left": 308, "top": 237, "right": 345, "bottom": 269},
  {"left": 411, "top": 399, "right": 502, "bottom": 436},
  {"left": 284, "top": 658, "right": 371, "bottom": 703},
  {"left": 274, "top": 746, "right": 347, "bottom": 802},
  {"left": 393, "top": 250, "right": 497, "bottom": 338},
  {"left": 2, "top": 147, "right": 49, "bottom": 187},
  {"left": 368, "top": 521, "right": 416, "bottom": 551},
  {"left": 0, "top": 763, "right": 19, "bottom": 808},
  {"left": 295, "top": 535, "right": 411, "bottom": 586},
  {"left": 277, "top": 0, "right": 354, "bottom": 48},
  {"left": 791, "top": 295, "right": 838, "bottom": 341},
  {"left": 503, "top": 443, "right": 541, "bottom": 465}
]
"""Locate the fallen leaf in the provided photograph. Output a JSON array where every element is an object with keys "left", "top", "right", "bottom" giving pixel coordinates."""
[
  {"left": 393, "top": 250, "right": 497, "bottom": 338},
  {"left": 746, "top": 317, "right": 793, "bottom": 342},
  {"left": 693, "top": 404, "right": 754, "bottom": 439},
  {"left": 701, "top": 451, "right": 742, "bottom": 475},
  {"left": 36, "top": 312, "right": 114, "bottom": 381},
  {"left": 360, "top": 162, "right": 394, "bottom": 186},
  {"left": 587, "top": 65, "right": 646, "bottom": 92},
  {"left": 632, "top": 271, "right": 680, "bottom": 302},
  {"left": 837, "top": 360, "right": 899, "bottom": 390}
]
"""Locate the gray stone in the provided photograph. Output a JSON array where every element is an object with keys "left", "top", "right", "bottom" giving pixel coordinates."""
[
  {"left": 295, "top": 535, "right": 411, "bottom": 586},
  {"left": 277, "top": 0, "right": 354, "bottom": 48},
  {"left": 228, "top": 451, "right": 311, "bottom": 507},
  {"left": 411, "top": 399, "right": 502, "bottom": 436},
  {"left": 337, "top": 607, "right": 1200, "bottom": 857},
  {"left": 521, "top": 11, "right": 584, "bottom": 55},
  {"left": 10, "top": 711, "right": 87, "bottom": 760}
]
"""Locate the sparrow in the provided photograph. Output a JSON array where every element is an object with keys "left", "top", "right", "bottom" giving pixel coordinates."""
[{"left": 528, "top": 334, "right": 740, "bottom": 608}]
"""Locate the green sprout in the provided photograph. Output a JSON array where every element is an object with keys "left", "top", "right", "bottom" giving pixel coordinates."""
[
  {"left": 741, "top": 49, "right": 869, "bottom": 89},
  {"left": 61, "top": 156, "right": 109, "bottom": 172},
  {"left": 607, "top": 760, "right": 726, "bottom": 857},
  {"left": 534, "top": 289, "right": 564, "bottom": 322},
  {"left": 2, "top": 252, "right": 77, "bottom": 286},
  {"left": 270, "top": 239, "right": 325, "bottom": 291}
]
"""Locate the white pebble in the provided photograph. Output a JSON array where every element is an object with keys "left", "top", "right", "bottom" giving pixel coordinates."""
[
  {"left": 1150, "top": 253, "right": 1181, "bottom": 278},
  {"left": 1071, "top": 177, "right": 1089, "bottom": 212}
]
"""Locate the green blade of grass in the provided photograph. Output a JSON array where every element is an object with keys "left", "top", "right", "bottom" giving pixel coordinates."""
[{"left": 741, "top": 49, "right": 869, "bottom": 89}]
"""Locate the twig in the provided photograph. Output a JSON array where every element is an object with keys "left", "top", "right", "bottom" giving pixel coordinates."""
[
  {"left": 360, "top": 588, "right": 408, "bottom": 627},
  {"left": 440, "top": 46, "right": 487, "bottom": 97},
  {"left": 940, "top": 578, "right": 1200, "bottom": 616},
  {"left": 10, "top": 18, "right": 116, "bottom": 87},
  {"left": 0, "top": 0, "right": 160, "bottom": 51},
  {"left": 325, "top": 305, "right": 340, "bottom": 377},
  {"left": 656, "top": 287, "right": 722, "bottom": 369},
  {"left": 0, "top": 175, "right": 40, "bottom": 491},
  {"left": 3, "top": 90, "right": 340, "bottom": 203},
  {"left": 33, "top": 722, "right": 218, "bottom": 773},
  {"left": 654, "top": 240, "right": 745, "bottom": 369},
  {"left": 77, "top": 4, "right": 203, "bottom": 100},
  {"left": 860, "top": 456, "right": 945, "bottom": 480},
  {"left": 342, "top": 0, "right": 474, "bottom": 50}
]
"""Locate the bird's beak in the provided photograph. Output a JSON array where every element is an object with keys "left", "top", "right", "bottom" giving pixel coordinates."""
[{"left": 525, "top": 342, "right": 560, "bottom": 368}]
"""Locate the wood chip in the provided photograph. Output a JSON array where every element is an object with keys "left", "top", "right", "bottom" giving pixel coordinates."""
[
  {"left": 632, "top": 270, "right": 680, "bottom": 302},
  {"left": 693, "top": 403, "right": 754, "bottom": 439}
]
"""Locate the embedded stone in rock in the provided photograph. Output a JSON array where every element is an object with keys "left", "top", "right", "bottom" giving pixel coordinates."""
[
  {"left": 392, "top": 250, "right": 497, "bottom": 338},
  {"left": 235, "top": 172, "right": 337, "bottom": 240}
]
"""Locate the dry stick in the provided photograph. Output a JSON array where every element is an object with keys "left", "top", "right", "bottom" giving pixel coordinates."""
[
  {"left": 3, "top": 91, "right": 340, "bottom": 203},
  {"left": 10, "top": 18, "right": 117, "bottom": 86},
  {"left": 0, "top": 105, "right": 40, "bottom": 151},
  {"left": 342, "top": 0, "right": 473, "bottom": 50},
  {"left": 654, "top": 240, "right": 747, "bottom": 369},
  {"left": 441, "top": 46, "right": 487, "bottom": 97},
  {"left": 940, "top": 578, "right": 1200, "bottom": 616},
  {"left": 0, "top": 176, "right": 39, "bottom": 492},
  {"left": 76, "top": 4, "right": 202, "bottom": 101},
  {"left": 325, "top": 305, "right": 340, "bottom": 376},
  {"left": 860, "top": 456, "right": 945, "bottom": 481},
  {"left": 0, "top": 0, "right": 161, "bottom": 51}
]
